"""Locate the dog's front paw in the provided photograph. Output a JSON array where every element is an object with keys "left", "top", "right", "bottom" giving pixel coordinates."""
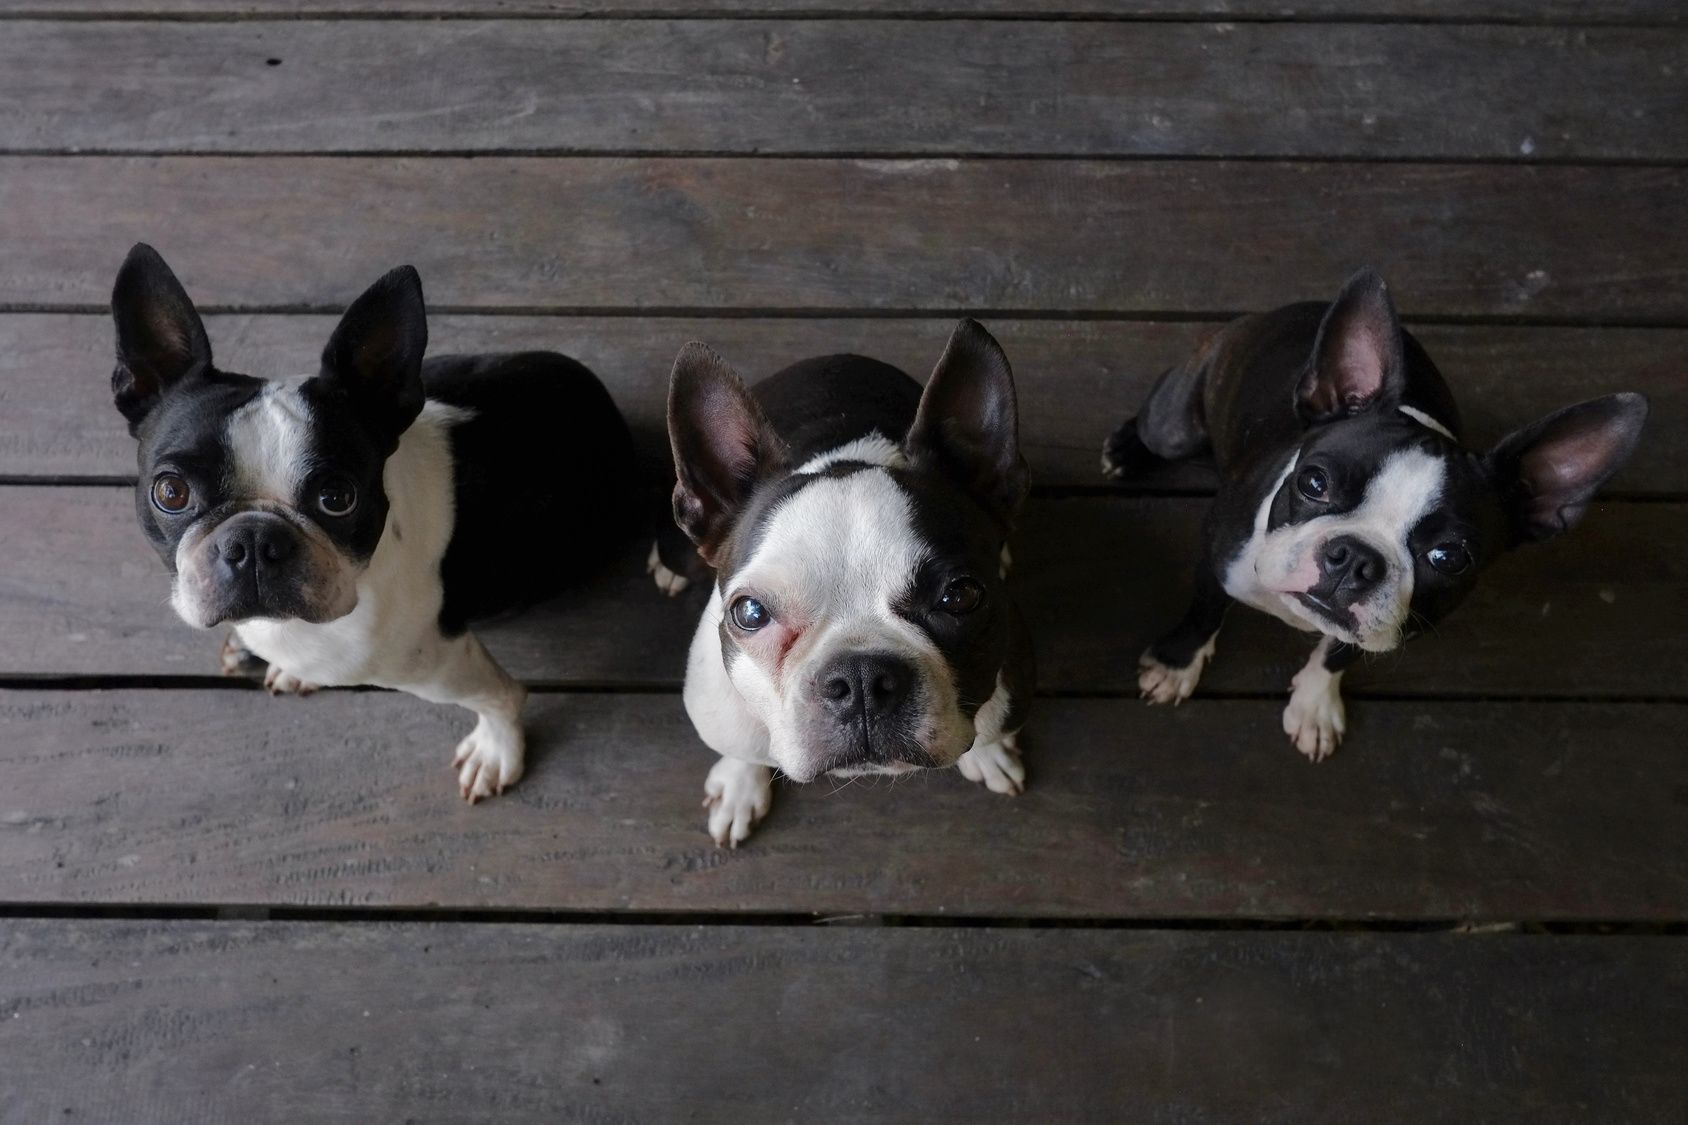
[
  {"left": 219, "top": 634, "right": 265, "bottom": 679},
  {"left": 702, "top": 757, "right": 772, "bottom": 847},
  {"left": 957, "top": 732, "right": 1025, "bottom": 795},
  {"left": 647, "top": 540, "right": 690, "bottom": 597},
  {"left": 1137, "top": 638, "right": 1215, "bottom": 706},
  {"left": 1283, "top": 672, "right": 1346, "bottom": 763},
  {"left": 453, "top": 717, "right": 525, "bottom": 803},
  {"left": 263, "top": 664, "right": 318, "bottom": 696}
]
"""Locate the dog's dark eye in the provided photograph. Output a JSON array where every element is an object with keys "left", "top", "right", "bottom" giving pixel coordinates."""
[
  {"left": 1427, "top": 543, "right": 1472, "bottom": 575},
  {"left": 151, "top": 473, "right": 191, "bottom": 514},
  {"left": 316, "top": 476, "right": 358, "bottom": 518},
  {"left": 1296, "top": 466, "right": 1330, "bottom": 501},
  {"left": 937, "top": 577, "right": 985, "bottom": 615},
  {"left": 730, "top": 596, "right": 770, "bottom": 632}
]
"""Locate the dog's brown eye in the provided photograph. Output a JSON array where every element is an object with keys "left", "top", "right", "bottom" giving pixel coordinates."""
[
  {"left": 730, "top": 596, "right": 770, "bottom": 631},
  {"left": 938, "top": 577, "right": 984, "bottom": 615},
  {"left": 1296, "top": 466, "right": 1330, "bottom": 501},
  {"left": 1427, "top": 543, "right": 1472, "bottom": 575},
  {"left": 316, "top": 476, "right": 357, "bottom": 517},
  {"left": 151, "top": 473, "right": 191, "bottom": 514}
]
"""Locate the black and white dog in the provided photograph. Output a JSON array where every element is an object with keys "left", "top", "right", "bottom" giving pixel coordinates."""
[
  {"left": 653, "top": 320, "right": 1036, "bottom": 846},
  {"left": 111, "top": 244, "right": 636, "bottom": 799},
  {"left": 1103, "top": 269, "right": 1647, "bottom": 760}
]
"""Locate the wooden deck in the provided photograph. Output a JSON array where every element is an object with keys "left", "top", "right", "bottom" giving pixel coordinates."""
[{"left": 2, "top": 2, "right": 1685, "bottom": 1120}]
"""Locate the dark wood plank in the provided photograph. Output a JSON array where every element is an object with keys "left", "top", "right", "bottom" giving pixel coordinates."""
[
  {"left": 4, "top": 1, "right": 1680, "bottom": 20},
  {"left": 2, "top": 487, "right": 1678, "bottom": 697},
  {"left": 3, "top": 689, "right": 1685, "bottom": 917},
  {"left": 8, "top": 22, "right": 1684, "bottom": 159},
  {"left": 7, "top": 312, "right": 1683, "bottom": 491},
  {"left": 5, "top": 158, "right": 1686, "bottom": 320},
  {"left": 4, "top": 921, "right": 1686, "bottom": 1123}
]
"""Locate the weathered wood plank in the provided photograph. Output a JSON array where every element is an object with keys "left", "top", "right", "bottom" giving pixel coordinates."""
[
  {"left": 3, "top": 1, "right": 1680, "bottom": 21},
  {"left": 3, "top": 921, "right": 1686, "bottom": 1123},
  {"left": 5, "top": 158, "right": 1686, "bottom": 320},
  {"left": 2, "top": 689, "right": 1685, "bottom": 917},
  {"left": 7, "top": 22, "right": 1684, "bottom": 159},
  {"left": 7, "top": 312, "right": 1683, "bottom": 490},
  {"left": 1, "top": 488, "right": 1678, "bottom": 697}
]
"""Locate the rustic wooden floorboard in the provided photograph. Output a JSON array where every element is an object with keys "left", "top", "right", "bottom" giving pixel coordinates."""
[
  {"left": 7, "top": 21, "right": 1684, "bottom": 159},
  {"left": 1, "top": 487, "right": 1676, "bottom": 696},
  {"left": 5, "top": 1, "right": 1681, "bottom": 21},
  {"left": 4, "top": 920, "right": 1686, "bottom": 1123},
  {"left": 5, "top": 158, "right": 1687, "bottom": 319},
  {"left": 3, "top": 690, "right": 1685, "bottom": 918},
  {"left": 6, "top": 313, "right": 1683, "bottom": 491}
]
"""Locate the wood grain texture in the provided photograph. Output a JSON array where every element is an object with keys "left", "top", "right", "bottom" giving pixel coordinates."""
[
  {"left": 8, "top": 313, "right": 1685, "bottom": 491},
  {"left": 5, "top": 158, "right": 1687, "bottom": 319},
  {"left": 7, "top": 22, "right": 1684, "bottom": 159},
  {"left": 3, "top": 1, "right": 1681, "bottom": 20},
  {"left": 2, "top": 487, "right": 1678, "bottom": 697},
  {"left": 3, "top": 689, "right": 1686, "bottom": 917},
  {"left": 4, "top": 921, "right": 1687, "bottom": 1123}
]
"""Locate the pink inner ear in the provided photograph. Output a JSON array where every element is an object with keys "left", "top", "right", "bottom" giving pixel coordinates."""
[
  {"left": 1335, "top": 330, "right": 1386, "bottom": 403},
  {"left": 1529, "top": 430, "right": 1605, "bottom": 492}
]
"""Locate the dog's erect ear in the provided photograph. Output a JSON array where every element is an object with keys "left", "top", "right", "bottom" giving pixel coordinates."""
[
  {"left": 1486, "top": 393, "right": 1648, "bottom": 542},
  {"left": 668, "top": 343, "right": 788, "bottom": 566},
  {"left": 111, "top": 243, "right": 213, "bottom": 430},
  {"left": 1299, "top": 268, "right": 1407, "bottom": 421},
  {"left": 317, "top": 265, "right": 428, "bottom": 446},
  {"left": 904, "top": 319, "right": 1029, "bottom": 527}
]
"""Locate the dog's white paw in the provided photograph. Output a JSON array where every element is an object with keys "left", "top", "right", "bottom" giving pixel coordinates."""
[
  {"left": 1283, "top": 669, "right": 1346, "bottom": 763},
  {"left": 219, "top": 634, "right": 260, "bottom": 677},
  {"left": 647, "top": 540, "right": 690, "bottom": 597},
  {"left": 1137, "top": 637, "right": 1215, "bottom": 706},
  {"left": 263, "top": 664, "right": 318, "bottom": 696},
  {"left": 957, "top": 732, "right": 1025, "bottom": 796},
  {"left": 453, "top": 717, "right": 525, "bottom": 803},
  {"left": 702, "top": 757, "right": 773, "bottom": 847}
]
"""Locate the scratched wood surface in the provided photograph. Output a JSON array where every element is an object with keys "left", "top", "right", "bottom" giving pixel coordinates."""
[
  {"left": 3, "top": 2, "right": 1685, "bottom": 1117},
  {"left": 5, "top": 158, "right": 1688, "bottom": 319},
  {"left": 6, "top": 22, "right": 1685, "bottom": 159},
  {"left": 6, "top": 313, "right": 1684, "bottom": 490},
  {"left": 4, "top": 690, "right": 1685, "bottom": 918},
  {"left": 3, "top": 488, "right": 1680, "bottom": 695}
]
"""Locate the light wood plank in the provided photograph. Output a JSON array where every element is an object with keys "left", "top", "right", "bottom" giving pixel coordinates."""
[
  {"left": 4, "top": 158, "right": 1686, "bottom": 319},
  {"left": 3, "top": 921, "right": 1686, "bottom": 1123},
  {"left": 2, "top": 690, "right": 1685, "bottom": 917},
  {"left": 7, "top": 312, "right": 1682, "bottom": 491},
  {"left": 0, "top": 488, "right": 1678, "bottom": 697},
  {"left": 6, "top": 21, "right": 1683, "bottom": 159}
]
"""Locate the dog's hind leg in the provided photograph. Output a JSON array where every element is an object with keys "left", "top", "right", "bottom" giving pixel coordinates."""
[{"left": 1103, "top": 334, "right": 1219, "bottom": 478}]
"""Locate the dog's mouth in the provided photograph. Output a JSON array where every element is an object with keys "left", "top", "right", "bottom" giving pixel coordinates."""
[{"left": 1292, "top": 590, "right": 1353, "bottom": 628}]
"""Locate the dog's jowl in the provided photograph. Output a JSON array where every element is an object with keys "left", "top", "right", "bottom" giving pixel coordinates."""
[
  {"left": 110, "top": 244, "right": 636, "bottom": 800},
  {"left": 1104, "top": 268, "right": 1647, "bottom": 761},
  {"left": 656, "top": 320, "right": 1037, "bottom": 846}
]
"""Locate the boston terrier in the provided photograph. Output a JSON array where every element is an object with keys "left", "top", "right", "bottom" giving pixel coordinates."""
[
  {"left": 1102, "top": 268, "right": 1647, "bottom": 761},
  {"left": 653, "top": 320, "right": 1036, "bottom": 846},
  {"left": 110, "top": 244, "right": 636, "bottom": 800}
]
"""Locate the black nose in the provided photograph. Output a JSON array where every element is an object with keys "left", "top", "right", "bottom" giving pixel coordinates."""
[
  {"left": 1319, "top": 535, "right": 1385, "bottom": 601},
  {"left": 215, "top": 515, "right": 298, "bottom": 579},
  {"left": 818, "top": 653, "right": 914, "bottom": 722}
]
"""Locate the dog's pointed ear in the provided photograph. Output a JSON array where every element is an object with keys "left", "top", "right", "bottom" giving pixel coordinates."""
[
  {"left": 904, "top": 319, "right": 1029, "bottom": 527},
  {"left": 668, "top": 343, "right": 788, "bottom": 566},
  {"left": 317, "top": 265, "right": 428, "bottom": 446},
  {"left": 111, "top": 243, "right": 213, "bottom": 430},
  {"left": 1486, "top": 393, "right": 1648, "bottom": 542},
  {"left": 1299, "top": 268, "right": 1407, "bottom": 421}
]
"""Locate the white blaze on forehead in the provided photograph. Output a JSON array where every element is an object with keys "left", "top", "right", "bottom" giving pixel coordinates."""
[
  {"left": 224, "top": 378, "right": 313, "bottom": 503},
  {"left": 1350, "top": 446, "right": 1447, "bottom": 552},
  {"left": 733, "top": 467, "right": 926, "bottom": 621},
  {"left": 1398, "top": 405, "right": 1456, "bottom": 441},
  {"left": 796, "top": 431, "right": 905, "bottom": 474}
]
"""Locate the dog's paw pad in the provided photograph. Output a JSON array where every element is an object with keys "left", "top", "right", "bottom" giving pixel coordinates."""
[
  {"left": 702, "top": 758, "right": 772, "bottom": 847},
  {"left": 647, "top": 540, "right": 690, "bottom": 597},
  {"left": 263, "top": 665, "right": 318, "bottom": 696},
  {"left": 453, "top": 719, "right": 525, "bottom": 803},
  {"left": 957, "top": 733, "right": 1025, "bottom": 796},
  {"left": 1283, "top": 680, "right": 1346, "bottom": 763}
]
